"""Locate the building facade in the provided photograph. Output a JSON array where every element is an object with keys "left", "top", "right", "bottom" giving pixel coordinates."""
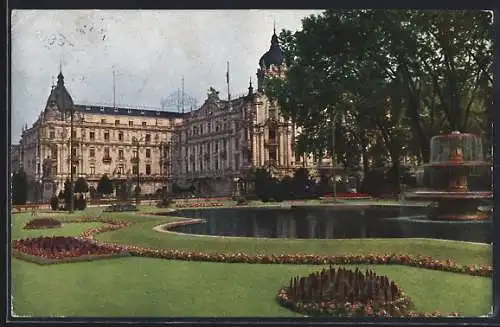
[
  {"left": 17, "top": 72, "right": 183, "bottom": 201},
  {"left": 10, "top": 144, "right": 21, "bottom": 175},
  {"left": 14, "top": 29, "right": 331, "bottom": 201},
  {"left": 170, "top": 30, "right": 320, "bottom": 197}
]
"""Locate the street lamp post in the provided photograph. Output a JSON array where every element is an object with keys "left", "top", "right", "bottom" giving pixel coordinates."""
[
  {"left": 331, "top": 116, "right": 337, "bottom": 201},
  {"left": 69, "top": 105, "right": 75, "bottom": 213},
  {"left": 132, "top": 136, "right": 143, "bottom": 207}
]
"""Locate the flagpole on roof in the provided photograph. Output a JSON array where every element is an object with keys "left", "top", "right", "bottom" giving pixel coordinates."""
[{"left": 226, "top": 61, "right": 231, "bottom": 110}]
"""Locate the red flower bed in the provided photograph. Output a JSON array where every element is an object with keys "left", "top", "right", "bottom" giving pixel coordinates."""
[
  {"left": 12, "top": 236, "right": 124, "bottom": 260},
  {"left": 24, "top": 218, "right": 62, "bottom": 229},
  {"left": 175, "top": 202, "right": 225, "bottom": 208}
]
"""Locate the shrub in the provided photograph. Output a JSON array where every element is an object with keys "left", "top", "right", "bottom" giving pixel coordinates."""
[
  {"left": 103, "top": 204, "right": 138, "bottom": 212},
  {"left": 157, "top": 197, "right": 175, "bottom": 208},
  {"left": 75, "top": 195, "right": 87, "bottom": 211},
  {"left": 236, "top": 197, "right": 249, "bottom": 206},
  {"left": 50, "top": 196, "right": 59, "bottom": 211}
]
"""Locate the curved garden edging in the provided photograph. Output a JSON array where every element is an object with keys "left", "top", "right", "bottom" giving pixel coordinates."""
[
  {"left": 12, "top": 215, "right": 493, "bottom": 278},
  {"left": 76, "top": 217, "right": 493, "bottom": 277}
]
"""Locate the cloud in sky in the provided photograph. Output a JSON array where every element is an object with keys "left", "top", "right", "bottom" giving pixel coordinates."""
[{"left": 11, "top": 9, "right": 323, "bottom": 142}]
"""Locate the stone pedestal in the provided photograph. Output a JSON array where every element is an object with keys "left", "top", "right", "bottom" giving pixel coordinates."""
[{"left": 42, "top": 180, "right": 55, "bottom": 202}]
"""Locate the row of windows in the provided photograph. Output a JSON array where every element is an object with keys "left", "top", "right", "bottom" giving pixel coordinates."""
[
  {"left": 184, "top": 139, "right": 237, "bottom": 157},
  {"left": 101, "top": 119, "right": 150, "bottom": 127},
  {"left": 88, "top": 148, "right": 152, "bottom": 158},
  {"left": 182, "top": 153, "right": 241, "bottom": 173},
  {"left": 189, "top": 121, "right": 240, "bottom": 137},
  {"left": 73, "top": 164, "right": 153, "bottom": 176},
  {"left": 49, "top": 130, "right": 154, "bottom": 143}
]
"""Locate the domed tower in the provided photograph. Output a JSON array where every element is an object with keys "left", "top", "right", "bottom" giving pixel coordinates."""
[
  {"left": 43, "top": 70, "right": 74, "bottom": 121},
  {"left": 257, "top": 27, "right": 286, "bottom": 92}
]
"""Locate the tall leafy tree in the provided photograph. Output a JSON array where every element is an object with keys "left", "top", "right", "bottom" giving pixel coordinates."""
[
  {"left": 97, "top": 174, "right": 114, "bottom": 196},
  {"left": 74, "top": 177, "right": 89, "bottom": 193},
  {"left": 11, "top": 169, "right": 28, "bottom": 205},
  {"left": 266, "top": 9, "right": 492, "bottom": 173}
]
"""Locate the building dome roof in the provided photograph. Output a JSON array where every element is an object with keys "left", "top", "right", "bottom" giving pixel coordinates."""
[
  {"left": 46, "top": 72, "right": 74, "bottom": 112},
  {"left": 259, "top": 32, "right": 284, "bottom": 69}
]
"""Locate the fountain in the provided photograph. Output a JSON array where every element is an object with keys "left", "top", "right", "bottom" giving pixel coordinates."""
[{"left": 406, "top": 131, "right": 492, "bottom": 221}]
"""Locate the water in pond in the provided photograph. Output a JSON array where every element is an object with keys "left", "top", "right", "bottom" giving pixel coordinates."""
[{"left": 160, "top": 205, "right": 491, "bottom": 243}]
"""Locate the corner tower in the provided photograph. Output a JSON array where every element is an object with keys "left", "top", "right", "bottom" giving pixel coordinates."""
[
  {"left": 256, "top": 27, "right": 286, "bottom": 92},
  {"left": 44, "top": 70, "right": 74, "bottom": 121}
]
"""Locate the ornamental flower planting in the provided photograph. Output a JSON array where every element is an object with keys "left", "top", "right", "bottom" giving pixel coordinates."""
[
  {"left": 277, "top": 266, "right": 414, "bottom": 317},
  {"left": 174, "top": 202, "right": 225, "bottom": 208},
  {"left": 90, "top": 238, "right": 493, "bottom": 278},
  {"left": 24, "top": 218, "right": 62, "bottom": 229},
  {"left": 323, "top": 193, "right": 371, "bottom": 198},
  {"left": 77, "top": 219, "right": 132, "bottom": 240},
  {"left": 12, "top": 236, "right": 124, "bottom": 260}
]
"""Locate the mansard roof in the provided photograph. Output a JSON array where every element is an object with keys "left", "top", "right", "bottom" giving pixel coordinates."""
[{"left": 73, "top": 104, "right": 185, "bottom": 119}]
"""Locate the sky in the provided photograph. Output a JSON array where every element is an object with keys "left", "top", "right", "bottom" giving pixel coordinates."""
[{"left": 10, "top": 9, "right": 323, "bottom": 142}]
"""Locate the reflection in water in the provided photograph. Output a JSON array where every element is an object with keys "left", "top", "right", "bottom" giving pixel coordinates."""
[{"left": 165, "top": 206, "right": 491, "bottom": 243}]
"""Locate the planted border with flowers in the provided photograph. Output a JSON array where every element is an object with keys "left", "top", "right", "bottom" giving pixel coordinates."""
[
  {"left": 175, "top": 202, "right": 225, "bottom": 209},
  {"left": 24, "top": 218, "right": 62, "bottom": 230},
  {"left": 77, "top": 217, "right": 492, "bottom": 277},
  {"left": 276, "top": 266, "right": 459, "bottom": 318},
  {"left": 13, "top": 216, "right": 493, "bottom": 279}
]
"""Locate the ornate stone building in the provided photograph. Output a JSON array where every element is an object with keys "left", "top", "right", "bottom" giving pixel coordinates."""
[
  {"left": 171, "top": 30, "right": 317, "bottom": 197},
  {"left": 18, "top": 72, "right": 182, "bottom": 201},
  {"left": 15, "top": 29, "right": 329, "bottom": 201}
]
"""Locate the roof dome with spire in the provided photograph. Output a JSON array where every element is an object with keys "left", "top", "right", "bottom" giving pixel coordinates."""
[
  {"left": 259, "top": 28, "right": 284, "bottom": 69},
  {"left": 45, "top": 71, "right": 74, "bottom": 113}
]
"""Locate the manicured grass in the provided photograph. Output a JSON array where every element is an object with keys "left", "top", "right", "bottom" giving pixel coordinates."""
[
  {"left": 94, "top": 211, "right": 491, "bottom": 267},
  {"left": 11, "top": 257, "right": 491, "bottom": 317},
  {"left": 10, "top": 205, "right": 492, "bottom": 317}
]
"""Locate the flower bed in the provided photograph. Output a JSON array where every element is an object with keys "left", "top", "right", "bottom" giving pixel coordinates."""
[
  {"left": 85, "top": 232, "right": 493, "bottom": 278},
  {"left": 174, "top": 202, "right": 225, "bottom": 208},
  {"left": 12, "top": 236, "right": 125, "bottom": 262},
  {"left": 323, "top": 193, "right": 371, "bottom": 199},
  {"left": 24, "top": 218, "right": 62, "bottom": 230},
  {"left": 14, "top": 216, "right": 493, "bottom": 278},
  {"left": 277, "top": 266, "right": 459, "bottom": 317},
  {"left": 73, "top": 218, "right": 492, "bottom": 277},
  {"left": 12, "top": 250, "right": 129, "bottom": 265},
  {"left": 103, "top": 204, "right": 138, "bottom": 212}
]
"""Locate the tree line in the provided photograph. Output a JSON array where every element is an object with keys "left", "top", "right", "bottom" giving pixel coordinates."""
[{"left": 265, "top": 9, "right": 492, "bottom": 192}]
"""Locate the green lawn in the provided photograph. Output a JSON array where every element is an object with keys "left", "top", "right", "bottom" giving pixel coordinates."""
[
  {"left": 10, "top": 206, "right": 493, "bottom": 317},
  {"left": 12, "top": 257, "right": 491, "bottom": 317}
]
